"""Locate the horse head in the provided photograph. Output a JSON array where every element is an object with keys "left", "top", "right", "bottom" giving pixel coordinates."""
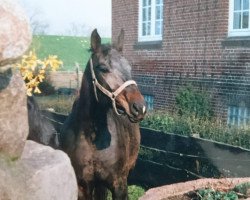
[{"left": 89, "top": 29, "right": 146, "bottom": 122}]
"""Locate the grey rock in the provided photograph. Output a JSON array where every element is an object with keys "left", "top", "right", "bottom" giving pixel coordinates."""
[
  {"left": 0, "top": 70, "right": 28, "bottom": 158},
  {"left": 0, "top": 0, "right": 31, "bottom": 66},
  {"left": 0, "top": 141, "right": 78, "bottom": 200}
]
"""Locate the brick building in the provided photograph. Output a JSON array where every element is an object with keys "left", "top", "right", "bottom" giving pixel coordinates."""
[{"left": 112, "top": 0, "right": 250, "bottom": 126}]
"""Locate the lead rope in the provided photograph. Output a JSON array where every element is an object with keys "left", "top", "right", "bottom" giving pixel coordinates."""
[{"left": 89, "top": 58, "right": 137, "bottom": 115}]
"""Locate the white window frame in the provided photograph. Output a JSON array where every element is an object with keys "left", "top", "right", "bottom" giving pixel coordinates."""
[
  {"left": 138, "top": 0, "right": 163, "bottom": 42},
  {"left": 228, "top": 0, "right": 250, "bottom": 37}
]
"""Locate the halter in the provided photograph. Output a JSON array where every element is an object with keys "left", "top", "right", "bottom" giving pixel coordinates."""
[{"left": 90, "top": 58, "right": 137, "bottom": 115}]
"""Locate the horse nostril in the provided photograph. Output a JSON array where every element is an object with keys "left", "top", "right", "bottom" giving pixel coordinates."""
[
  {"left": 132, "top": 103, "right": 146, "bottom": 116},
  {"left": 132, "top": 103, "right": 140, "bottom": 116}
]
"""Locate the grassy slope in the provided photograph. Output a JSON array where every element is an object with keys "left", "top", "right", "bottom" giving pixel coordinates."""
[{"left": 31, "top": 35, "right": 111, "bottom": 71}]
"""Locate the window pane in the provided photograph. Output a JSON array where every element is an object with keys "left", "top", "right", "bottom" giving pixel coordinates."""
[
  {"left": 148, "top": 6, "right": 151, "bottom": 20},
  {"left": 243, "top": 11, "right": 249, "bottom": 28},
  {"left": 148, "top": 0, "right": 151, "bottom": 6},
  {"left": 156, "top": 0, "right": 163, "bottom": 5},
  {"left": 143, "top": 0, "right": 147, "bottom": 7},
  {"left": 143, "top": 8, "right": 146, "bottom": 21},
  {"left": 234, "top": 0, "right": 242, "bottom": 11},
  {"left": 147, "top": 22, "right": 151, "bottom": 35},
  {"left": 142, "top": 23, "right": 146, "bottom": 35},
  {"left": 233, "top": 12, "right": 242, "bottom": 29},
  {"left": 156, "top": 6, "right": 161, "bottom": 19},
  {"left": 243, "top": 0, "right": 249, "bottom": 10},
  {"left": 155, "top": 21, "right": 162, "bottom": 35}
]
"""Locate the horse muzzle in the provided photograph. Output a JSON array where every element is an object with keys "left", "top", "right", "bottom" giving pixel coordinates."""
[
  {"left": 116, "top": 86, "right": 147, "bottom": 123},
  {"left": 129, "top": 102, "right": 147, "bottom": 122}
]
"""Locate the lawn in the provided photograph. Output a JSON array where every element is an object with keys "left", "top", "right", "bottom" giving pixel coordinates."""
[{"left": 31, "top": 35, "right": 111, "bottom": 71}]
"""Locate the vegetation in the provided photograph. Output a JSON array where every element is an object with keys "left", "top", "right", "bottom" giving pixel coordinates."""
[
  {"left": 141, "top": 110, "right": 250, "bottom": 150},
  {"left": 107, "top": 185, "right": 145, "bottom": 200},
  {"left": 16, "top": 51, "right": 62, "bottom": 96},
  {"left": 31, "top": 35, "right": 111, "bottom": 71},
  {"left": 35, "top": 95, "right": 75, "bottom": 114},
  {"left": 141, "top": 84, "right": 250, "bottom": 150},
  {"left": 175, "top": 84, "right": 213, "bottom": 119},
  {"left": 190, "top": 182, "right": 250, "bottom": 200}
]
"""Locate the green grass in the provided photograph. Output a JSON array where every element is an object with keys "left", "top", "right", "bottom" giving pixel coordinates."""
[
  {"left": 107, "top": 185, "right": 145, "bottom": 200},
  {"left": 31, "top": 35, "right": 111, "bottom": 71}
]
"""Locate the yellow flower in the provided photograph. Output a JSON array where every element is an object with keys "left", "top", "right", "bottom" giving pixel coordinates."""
[
  {"left": 34, "top": 87, "right": 41, "bottom": 94},
  {"left": 26, "top": 87, "right": 33, "bottom": 96}
]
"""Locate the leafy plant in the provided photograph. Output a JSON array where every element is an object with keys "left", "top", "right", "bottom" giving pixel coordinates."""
[
  {"left": 197, "top": 189, "right": 238, "bottom": 200},
  {"left": 107, "top": 185, "right": 145, "bottom": 200},
  {"left": 140, "top": 111, "right": 250, "bottom": 149},
  {"left": 233, "top": 182, "right": 250, "bottom": 198},
  {"left": 175, "top": 85, "right": 213, "bottom": 119}
]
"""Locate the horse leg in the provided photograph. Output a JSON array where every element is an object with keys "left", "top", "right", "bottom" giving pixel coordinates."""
[
  {"left": 93, "top": 185, "right": 108, "bottom": 200},
  {"left": 78, "top": 180, "right": 94, "bottom": 200},
  {"left": 111, "top": 179, "right": 128, "bottom": 200}
]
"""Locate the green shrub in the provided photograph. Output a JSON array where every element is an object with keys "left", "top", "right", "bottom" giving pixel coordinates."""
[
  {"left": 175, "top": 85, "right": 213, "bottom": 119},
  {"left": 107, "top": 185, "right": 145, "bottom": 200},
  {"left": 233, "top": 182, "right": 250, "bottom": 197},
  {"left": 37, "top": 79, "right": 56, "bottom": 96},
  {"left": 141, "top": 111, "right": 250, "bottom": 149},
  {"left": 196, "top": 188, "right": 238, "bottom": 200}
]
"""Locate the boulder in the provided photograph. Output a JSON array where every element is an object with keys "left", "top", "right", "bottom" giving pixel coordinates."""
[
  {"left": 0, "top": 141, "right": 78, "bottom": 200},
  {"left": 0, "top": 70, "right": 28, "bottom": 158},
  {"left": 0, "top": 0, "right": 31, "bottom": 66}
]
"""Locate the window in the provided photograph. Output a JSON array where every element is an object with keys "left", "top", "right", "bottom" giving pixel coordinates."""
[
  {"left": 227, "top": 105, "right": 250, "bottom": 127},
  {"left": 143, "top": 94, "right": 154, "bottom": 110},
  {"left": 138, "top": 0, "right": 163, "bottom": 42},
  {"left": 229, "top": 0, "right": 250, "bottom": 37}
]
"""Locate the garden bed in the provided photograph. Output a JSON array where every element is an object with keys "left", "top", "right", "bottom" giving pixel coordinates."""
[{"left": 140, "top": 178, "right": 250, "bottom": 200}]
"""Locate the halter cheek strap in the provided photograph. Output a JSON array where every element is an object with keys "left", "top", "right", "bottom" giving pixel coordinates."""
[{"left": 90, "top": 58, "right": 137, "bottom": 115}]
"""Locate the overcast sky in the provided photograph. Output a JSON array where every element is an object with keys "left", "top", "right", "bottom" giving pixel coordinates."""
[{"left": 18, "top": 0, "right": 112, "bottom": 37}]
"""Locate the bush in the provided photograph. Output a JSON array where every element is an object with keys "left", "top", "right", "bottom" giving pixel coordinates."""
[
  {"left": 175, "top": 85, "right": 213, "bottom": 119},
  {"left": 140, "top": 111, "right": 250, "bottom": 149},
  {"left": 37, "top": 79, "right": 56, "bottom": 96}
]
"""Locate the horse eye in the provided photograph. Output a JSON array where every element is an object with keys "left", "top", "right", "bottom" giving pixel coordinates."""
[{"left": 96, "top": 65, "right": 110, "bottom": 73}]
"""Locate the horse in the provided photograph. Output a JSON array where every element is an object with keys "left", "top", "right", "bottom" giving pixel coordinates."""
[
  {"left": 27, "top": 96, "right": 59, "bottom": 149},
  {"left": 60, "top": 29, "right": 146, "bottom": 200}
]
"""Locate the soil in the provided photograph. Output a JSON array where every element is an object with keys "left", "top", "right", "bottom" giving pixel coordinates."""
[{"left": 140, "top": 178, "right": 250, "bottom": 200}]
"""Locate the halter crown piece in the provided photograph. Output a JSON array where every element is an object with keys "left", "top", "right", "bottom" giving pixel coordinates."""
[{"left": 90, "top": 58, "right": 137, "bottom": 115}]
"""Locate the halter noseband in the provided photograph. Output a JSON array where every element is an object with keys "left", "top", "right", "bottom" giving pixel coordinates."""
[{"left": 90, "top": 58, "right": 137, "bottom": 115}]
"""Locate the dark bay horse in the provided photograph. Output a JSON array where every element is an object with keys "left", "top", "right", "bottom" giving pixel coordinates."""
[
  {"left": 60, "top": 29, "right": 146, "bottom": 200},
  {"left": 27, "top": 96, "right": 59, "bottom": 149}
]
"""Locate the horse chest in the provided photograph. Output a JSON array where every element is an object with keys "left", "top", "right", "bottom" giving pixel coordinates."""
[{"left": 93, "top": 117, "right": 140, "bottom": 174}]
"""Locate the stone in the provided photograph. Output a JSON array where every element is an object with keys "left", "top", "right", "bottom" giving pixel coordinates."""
[
  {"left": 0, "top": 69, "right": 28, "bottom": 158},
  {"left": 0, "top": 0, "right": 32, "bottom": 66},
  {"left": 0, "top": 141, "right": 78, "bottom": 200}
]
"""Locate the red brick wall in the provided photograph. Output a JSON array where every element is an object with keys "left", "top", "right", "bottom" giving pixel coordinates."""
[{"left": 112, "top": 0, "right": 250, "bottom": 120}]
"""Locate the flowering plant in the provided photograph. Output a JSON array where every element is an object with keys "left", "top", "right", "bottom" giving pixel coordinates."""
[{"left": 16, "top": 51, "right": 63, "bottom": 96}]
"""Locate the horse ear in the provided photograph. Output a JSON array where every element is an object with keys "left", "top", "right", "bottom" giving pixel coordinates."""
[
  {"left": 116, "top": 29, "right": 124, "bottom": 52},
  {"left": 91, "top": 29, "right": 101, "bottom": 52}
]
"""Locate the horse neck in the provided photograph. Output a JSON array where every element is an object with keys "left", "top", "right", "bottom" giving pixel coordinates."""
[{"left": 77, "top": 64, "right": 109, "bottom": 127}]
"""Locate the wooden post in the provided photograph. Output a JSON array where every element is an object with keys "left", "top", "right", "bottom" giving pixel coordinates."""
[{"left": 75, "top": 62, "right": 80, "bottom": 94}]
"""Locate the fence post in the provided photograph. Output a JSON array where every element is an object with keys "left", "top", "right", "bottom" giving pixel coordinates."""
[{"left": 75, "top": 62, "right": 80, "bottom": 94}]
